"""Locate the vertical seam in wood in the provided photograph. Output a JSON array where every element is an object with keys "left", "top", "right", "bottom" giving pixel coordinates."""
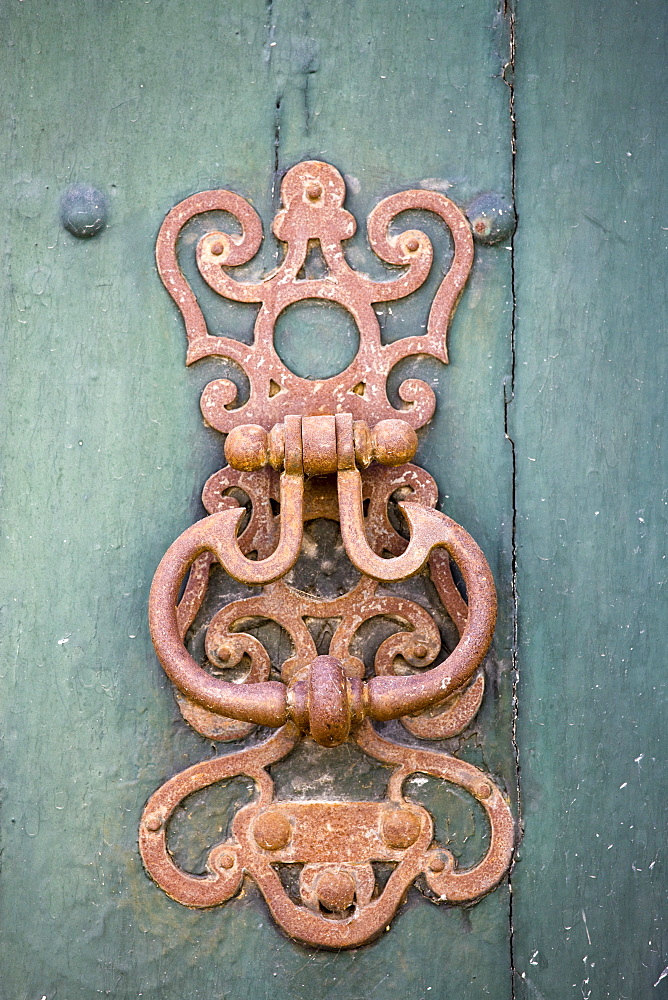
[{"left": 502, "top": 1, "right": 521, "bottom": 996}]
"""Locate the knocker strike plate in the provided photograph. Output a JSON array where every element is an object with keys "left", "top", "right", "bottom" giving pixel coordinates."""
[{"left": 140, "top": 161, "right": 514, "bottom": 949}]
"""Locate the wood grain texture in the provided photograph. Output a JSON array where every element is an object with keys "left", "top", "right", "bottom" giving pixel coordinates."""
[
  {"left": 0, "top": 2, "right": 514, "bottom": 998},
  {"left": 511, "top": 1, "right": 668, "bottom": 996}
]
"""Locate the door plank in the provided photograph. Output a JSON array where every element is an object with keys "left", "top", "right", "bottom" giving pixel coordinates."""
[
  {"left": 0, "top": 2, "right": 515, "bottom": 997},
  {"left": 512, "top": 1, "right": 668, "bottom": 996}
]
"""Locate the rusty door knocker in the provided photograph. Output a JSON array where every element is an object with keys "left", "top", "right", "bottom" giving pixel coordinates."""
[{"left": 140, "top": 161, "right": 513, "bottom": 948}]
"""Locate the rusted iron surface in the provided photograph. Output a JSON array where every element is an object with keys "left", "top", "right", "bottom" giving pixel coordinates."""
[
  {"left": 141, "top": 163, "right": 513, "bottom": 947},
  {"left": 147, "top": 458, "right": 496, "bottom": 735},
  {"left": 224, "top": 415, "right": 419, "bottom": 474},
  {"left": 155, "top": 160, "right": 473, "bottom": 433},
  {"left": 140, "top": 719, "right": 513, "bottom": 949}
]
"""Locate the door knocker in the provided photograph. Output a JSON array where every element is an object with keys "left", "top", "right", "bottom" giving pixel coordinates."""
[{"left": 140, "top": 161, "right": 514, "bottom": 948}]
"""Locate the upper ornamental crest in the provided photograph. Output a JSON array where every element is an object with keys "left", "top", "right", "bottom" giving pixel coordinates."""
[{"left": 156, "top": 160, "right": 473, "bottom": 433}]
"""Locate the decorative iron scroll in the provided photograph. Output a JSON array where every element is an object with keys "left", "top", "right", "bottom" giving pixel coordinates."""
[{"left": 140, "top": 161, "right": 513, "bottom": 948}]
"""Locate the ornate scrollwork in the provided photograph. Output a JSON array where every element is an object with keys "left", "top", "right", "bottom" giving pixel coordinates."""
[
  {"left": 141, "top": 162, "right": 513, "bottom": 949},
  {"left": 174, "top": 461, "right": 483, "bottom": 741},
  {"left": 156, "top": 160, "right": 473, "bottom": 433}
]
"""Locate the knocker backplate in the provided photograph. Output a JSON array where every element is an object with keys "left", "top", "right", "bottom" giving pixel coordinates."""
[{"left": 141, "top": 160, "right": 514, "bottom": 948}]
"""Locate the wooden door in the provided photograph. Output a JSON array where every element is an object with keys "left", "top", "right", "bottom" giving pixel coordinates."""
[{"left": 0, "top": 2, "right": 664, "bottom": 998}]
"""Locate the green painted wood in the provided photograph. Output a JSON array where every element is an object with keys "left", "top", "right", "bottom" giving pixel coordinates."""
[
  {"left": 0, "top": 2, "right": 515, "bottom": 999},
  {"left": 511, "top": 1, "right": 668, "bottom": 997}
]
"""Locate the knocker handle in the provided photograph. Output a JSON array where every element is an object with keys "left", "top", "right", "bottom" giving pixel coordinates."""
[
  {"left": 148, "top": 458, "right": 496, "bottom": 741},
  {"left": 337, "top": 467, "right": 497, "bottom": 719},
  {"left": 149, "top": 506, "right": 291, "bottom": 729}
]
